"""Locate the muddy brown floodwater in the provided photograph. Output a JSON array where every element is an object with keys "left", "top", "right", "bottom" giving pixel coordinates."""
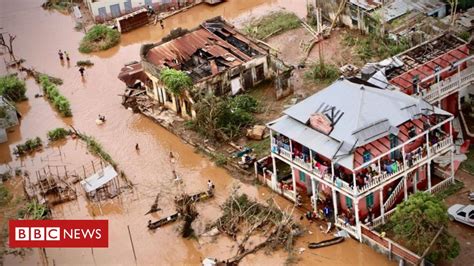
[{"left": 0, "top": 0, "right": 394, "bottom": 265}]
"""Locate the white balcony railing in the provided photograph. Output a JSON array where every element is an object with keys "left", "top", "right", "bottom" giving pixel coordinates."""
[
  {"left": 336, "top": 217, "right": 358, "bottom": 238},
  {"left": 430, "top": 137, "right": 452, "bottom": 154},
  {"left": 371, "top": 208, "right": 397, "bottom": 228},
  {"left": 294, "top": 156, "right": 312, "bottom": 171},
  {"left": 422, "top": 65, "right": 474, "bottom": 103},
  {"left": 359, "top": 163, "right": 404, "bottom": 194},
  {"left": 383, "top": 178, "right": 405, "bottom": 211},
  {"left": 431, "top": 177, "right": 453, "bottom": 194}
]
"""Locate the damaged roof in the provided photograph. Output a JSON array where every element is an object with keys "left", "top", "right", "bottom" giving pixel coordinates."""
[
  {"left": 145, "top": 17, "right": 267, "bottom": 82},
  {"left": 269, "top": 78, "right": 451, "bottom": 169},
  {"left": 118, "top": 62, "right": 148, "bottom": 87}
]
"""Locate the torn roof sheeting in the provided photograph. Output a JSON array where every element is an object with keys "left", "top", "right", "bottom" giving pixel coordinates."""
[
  {"left": 350, "top": 0, "right": 382, "bottom": 11},
  {"left": 145, "top": 17, "right": 267, "bottom": 82}
]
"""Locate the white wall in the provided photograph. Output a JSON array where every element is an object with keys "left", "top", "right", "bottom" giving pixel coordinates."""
[{"left": 86, "top": 0, "right": 155, "bottom": 18}]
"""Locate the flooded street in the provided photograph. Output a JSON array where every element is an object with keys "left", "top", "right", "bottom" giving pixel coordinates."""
[{"left": 1, "top": 0, "right": 393, "bottom": 265}]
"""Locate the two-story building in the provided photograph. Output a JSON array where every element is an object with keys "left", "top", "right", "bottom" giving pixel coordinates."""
[
  {"left": 258, "top": 77, "right": 454, "bottom": 240},
  {"left": 361, "top": 33, "right": 474, "bottom": 139},
  {"left": 132, "top": 17, "right": 292, "bottom": 119}
]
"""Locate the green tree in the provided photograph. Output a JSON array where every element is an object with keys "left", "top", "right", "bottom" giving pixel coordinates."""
[
  {"left": 0, "top": 75, "right": 27, "bottom": 102},
  {"left": 390, "top": 192, "right": 460, "bottom": 263},
  {"left": 159, "top": 68, "right": 193, "bottom": 95}
]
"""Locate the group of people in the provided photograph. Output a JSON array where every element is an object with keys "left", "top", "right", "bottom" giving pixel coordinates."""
[
  {"left": 58, "top": 50, "right": 70, "bottom": 62},
  {"left": 58, "top": 49, "right": 86, "bottom": 77}
]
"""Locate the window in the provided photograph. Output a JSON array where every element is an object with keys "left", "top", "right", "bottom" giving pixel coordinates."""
[
  {"left": 408, "top": 126, "right": 416, "bottom": 138},
  {"left": 363, "top": 150, "right": 371, "bottom": 163},
  {"left": 165, "top": 91, "right": 172, "bottom": 103},
  {"left": 366, "top": 193, "right": 374, "bottom": 208},
  {"left": 300, "top": 171, "right": 306, "bottom": 182},
  {"left": 346, "top": 196, "right": 353, "bottom": 209},
  {"left": 457, "top": 211, "right": 466, "bottom": 218},
  {"left": 389, "top": 134, "right": 399, "bottom": 159}
]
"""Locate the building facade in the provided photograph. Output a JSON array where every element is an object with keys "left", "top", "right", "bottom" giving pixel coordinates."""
[
  {"left": 362, "top": 33, "right": 474, "bottom": 139},
  {"left": 0, "top": 96, "right": 19, "bottom": 143},
  {"left": 257, "top": 78, "right": 455, "bottom": 240},
  {"left": 136, "top": 17, "right": 292, "bottom": 119},
  {"left": 84, "top": 0, "right": 197, "bottom": 22}
]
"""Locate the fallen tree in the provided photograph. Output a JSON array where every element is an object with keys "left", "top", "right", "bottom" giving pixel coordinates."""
[{"left": 211, "top": 186, "right": 301, "bottom": 264}]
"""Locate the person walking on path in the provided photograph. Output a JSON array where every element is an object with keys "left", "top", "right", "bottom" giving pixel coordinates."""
[
  {"left": 58, "top": 50, "right": 64, "bottom": 60},
  {"left": 79, "top": 66, "right": 85, "bottom": 77}
]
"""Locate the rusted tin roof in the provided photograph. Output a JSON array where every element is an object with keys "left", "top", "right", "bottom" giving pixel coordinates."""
[
  {"left": 146, "top": 28, "right": 248, "bottom": 68},
  {"left": 118, "top": 62, "right": 148, "bottom": 87}
]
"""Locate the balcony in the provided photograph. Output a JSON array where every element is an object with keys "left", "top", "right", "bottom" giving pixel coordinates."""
[
  {"left": 294, "top": 156, "right": 312, "bottom": 170},
  {"left": 357, "top": 137, "right": 452, "bottom": 195},
  {"left": 422, "top": 65, "right": 474, "bottom": 104}
]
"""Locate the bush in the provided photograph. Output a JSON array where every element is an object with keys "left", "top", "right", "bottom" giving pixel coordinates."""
[
  {"left": 14, "top": 137, "right": 43, "bottom": 156},
  {"left": 79, "top": 25, "right": 120, "bottom": 53},
  {"left": 193, "top": 95, "right": 260, "bottom": 140},
  {"left": 0, "top": 75, "right": 27, "bottom": 102},
  {"left": 39, "top": 75, "right": 72, "bottom": 117},
  {"left": 305, "top": 61, "right": 340, "bottom": 84},
  {"left": 47, "top": 127, "right": 71, "bottom": 141},
  {"left": 76, "top": 60, "right": 94, "bottom": 67},
  {"left": 159, "top": 67, "right": 193, "bottom": 95},
  {"left": 0, "top": 184, "right": 12, "bottom": 206},
  {"left": 243, "top": 11, "right": 301, "bottom": 40}
]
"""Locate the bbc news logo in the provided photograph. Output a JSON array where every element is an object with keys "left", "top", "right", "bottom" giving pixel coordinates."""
[{"left": 9, "top": 220, "right": 108, "bottom": 248}]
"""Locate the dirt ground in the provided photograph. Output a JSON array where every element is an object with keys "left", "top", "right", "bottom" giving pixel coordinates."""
[
  {"left": 266, "top": 27, "right": 362, "bottom": 99},
  {"left": 441, "top": 170, "right": 474, "bottom": 266}
]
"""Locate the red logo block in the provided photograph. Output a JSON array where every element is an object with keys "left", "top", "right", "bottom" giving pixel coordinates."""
[{"left": 9, "top": 220, "right": 108, "bottom": 248}]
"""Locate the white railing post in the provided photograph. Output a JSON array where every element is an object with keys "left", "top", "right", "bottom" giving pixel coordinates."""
[
  {"left": 380, "top": 188, "right": 384, "bottom": 224},
  {"left": 271, "top": 155, "right": 278, "bottom": 190},
  {"left": 332, "top": 189, "right": 338, "bottom": 219},
  {"left": 291, "top": 167, "right": 297, "bottom": 202},
  {"left": 311, "top": 177, "right": 317, "bottom": 212},
  {"left": 403, "top": 175, "right": 408, "bottom": 200}
]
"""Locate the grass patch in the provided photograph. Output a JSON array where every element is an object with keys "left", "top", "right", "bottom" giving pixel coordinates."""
[
  {"left": 304, "top": 60, "right": 340, "bottom": 84},
  {"left": 41, "top": 0, "right": 73, "bottom": 12},
  {"left": 243, "top": 11, "right": 301, "bottom": 40},
  {"left": 342, "top": 34, "right": 410, "bottom": 62},
  {"left": 79, "top": 24, "right": 120, "bottom": 53},
  {"left": 247, "top": 138, "right": 270, "bottom": 159},
  {"left": 76, "top": 60, "right": 94, "bottom": 67},
  {"left": 460, "top": 146, "right": 474, "bottom": 174},
  {"left": 74, "top": 132, "right": 116, "bottom": 167},
  {"left": 457, "top": 31, "right": 470, "bottom": 42},
  {"left": 13, "top": 137, "right": 43, "bottom": 156},
  {"left": 47, "top": 127, "right": 71, "bottom": 141},
  {"left": 39, "top": 75, "right": 72, "bottom": 117}
]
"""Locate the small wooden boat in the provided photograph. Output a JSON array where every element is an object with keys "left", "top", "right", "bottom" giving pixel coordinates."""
[
  {"left": 308, "top": 236, "right": 344, "bottom": 249},
  {"left": 147, "top": 213, "right": 180, "bottom": 229},
  {"left": 174, "top": 190, "right": 214, "bottom": 205}
]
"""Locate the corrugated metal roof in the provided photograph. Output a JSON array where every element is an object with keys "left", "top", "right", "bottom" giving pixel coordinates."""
[
  {"left": 350, "top": 0, "right": 382, "bottom": 11},
  {"left": 80, "top": 165, "right": 117, "bottom": 193},
  {"left": 270, "top": 79, "right": 451, "bottom": 169}
]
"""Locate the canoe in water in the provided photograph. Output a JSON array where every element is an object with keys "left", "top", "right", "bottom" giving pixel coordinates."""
[
  {"left": 308, "top": 236, "right": 344, "bottom": 249},
  {"left": 148, "top": 213, "right": 180, "bottom": 229}
]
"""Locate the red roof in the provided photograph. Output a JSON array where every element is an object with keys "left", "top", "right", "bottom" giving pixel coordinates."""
[{"left": 389, "top": 44, "right": 470, "bottom": 94}]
